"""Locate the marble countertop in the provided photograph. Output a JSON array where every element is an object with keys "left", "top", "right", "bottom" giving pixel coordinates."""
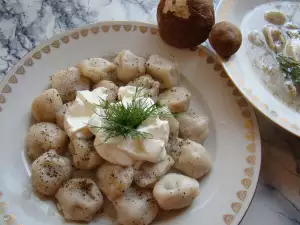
[{"left": 1, "top": 0, "right": 300, "bottom": 224}]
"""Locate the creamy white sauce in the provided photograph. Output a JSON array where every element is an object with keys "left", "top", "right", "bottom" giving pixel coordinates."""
[{"left": 243, "top": 1, "right": 300, "bottom": 111}]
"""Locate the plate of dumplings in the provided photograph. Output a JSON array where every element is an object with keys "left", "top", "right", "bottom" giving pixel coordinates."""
[{"left": 0, "top": 21, "right": 261, "bottom": 225}]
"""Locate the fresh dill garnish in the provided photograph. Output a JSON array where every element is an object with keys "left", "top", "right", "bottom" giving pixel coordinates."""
[
  {"left": 277, "top": 54, "right": 300, "bottom": 84},
  {"left": 89, "top": 87, "right": 171, "bottom": 141}
]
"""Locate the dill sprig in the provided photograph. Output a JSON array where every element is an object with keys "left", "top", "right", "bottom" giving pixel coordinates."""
[
  {"left": 277, "top": 54, "right": 300, "bottom": 84},
  {"left": 89, "top": 87, "right": 171, "bottom": 141}
]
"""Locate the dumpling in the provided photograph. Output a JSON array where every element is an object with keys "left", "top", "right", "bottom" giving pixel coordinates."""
[
  {"left": 160, "top": 111, "right": 179, "bottom": 137},
  {"left": 69, "top": 139, "right": 103, "bottom": 170},
  {"left": 153, "top": 173, "right": 200, "bottom": 210},
  {"left": 146, "top": 54, "right": 179, "bottom": 89},
  {"left": 51, "top": 67, "right": 91, "bottom": 102},
  {"left": 55, "top": 178, "right": 103, "bottom": 221},
  {"left": 177, "top": 114, "right": 209, "bottom": 143},
  {"left": 26, "top": 122, "right": 68, "bottom": 160},
  {"left": 96, "top": 162, "right": 134, "bottom": 200},
  {"left": 167, "top": 137, "right": 212, "bottom": 179},
  {"left": 113, "top": 187, "right": 158, "bottom": 225},
  {"left": 77, "top": 58, "right": 116, "bottom": 83},
  {"left": 93, "top": 80, "right": 118, "bottom": 102},
  {"left": 158, "top": 87, "right": 191, "bottom": 113},
  {"left": 128, "top": 75, "right": 160, "bottom": 100},
  {"left": 56, "top": 102, "right": 73, "bottom": 129},
  {"left": 134, "top": 154, "right": 174, "bottom": 188},
  {"left": 113, "top": 50, "right": 146, "bottom": 82},
  {"left": 31, "top": 89, "right": 63, "bottom": 123},
  {"left": 31, "top": 150, "right": 72, "bottom": 196}
]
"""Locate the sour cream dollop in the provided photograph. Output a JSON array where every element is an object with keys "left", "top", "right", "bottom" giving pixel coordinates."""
[
  {"left": 90, "top": 86, "right": 169, "bottom": 166},
  {"left": 64, "top": 87, "right": 108, "bottom": 139}
]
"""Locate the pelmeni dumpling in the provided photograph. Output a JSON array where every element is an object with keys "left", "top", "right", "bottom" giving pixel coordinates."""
[
  {"left": 31, "top": 150, "right": 72, "bottom": 196},
  {"left": 55, "top": 178, "right": 103, "bottom": 221},
  {"left": 134, "top": 154, "right": 174, "bottom": 188},
  {"left": 77, "top": 58, "right": 116, "bottom": 83},
  {"left": 113, "top": 187, "right": 159, "bottom": 225},
  {"left": 69, "top": 139, "right": 103, "bottom": 170},
  {"left": 31, "top": 89, "right": 63, "bottom": 123},
  {"left": 167, "top": 137, "right": 212, "bottom": 179},
  {"left": 96, "top": 162, "right": 134, "bottom": 200},
  {"left": 94, "top": 80, "right": 118, "bottom": 102},
  {"left": 128, "top": 75, "right": 160, "bottom": 100},
  {"left": 160, "top": 109, "right": 179, "bottom": 137},
  {"left": 177, "top": 114, "right": 209, "bottom": 143},
  {"left": 153, "top": 173, "right": 200, "bottom": 210},
  {"left": 56, "top": 102, "right": 73, "bottom": 129},
  {"left": 113, "top": 50, "right": 146, "bottom": 82},
  {"left": 146, "top": 54, "right": 179, "bottom": 89},
  {"left": 51, "top": 67, "right": 91, "bottom": 103},
  {"left": 26, "top": 122, "right": 68, "bottom": 160},
  {"left": 158, "top": 87, "right": 191, "bottom": 113}
]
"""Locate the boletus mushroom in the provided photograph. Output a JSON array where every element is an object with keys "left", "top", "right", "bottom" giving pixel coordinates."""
[
  {"left": 157, "top": 0, "right": 215, "bottom": 48},
  {"left": 209, "top": 21, "right": 242, "bottom": 58}
]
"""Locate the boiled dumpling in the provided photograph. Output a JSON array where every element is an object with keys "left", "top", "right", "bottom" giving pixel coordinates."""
[
  {"left": 177, "top": 114, "right": 209, "bottom": 143},
  {"left": 160, "top": 110, "right": 179, "bottom": 137},
  {"left": 113, "top": 50, "right": 146, "bottom": 82},
  {"left": 134, "top": 154, "right": 174, "bottom": 188},
  {"left": 158, "top": 87, "right": 191, "bottom": 113},
  {"left": 96, "top": 162, "right": 134, "bottom": 200},
  {"left": 153, "top": 173, "right": 200, "bottom": 210},
  {"left": 31, "top": 150, "right": 72, "bottom": 196},
  {"left": 113, "top": 187, "right": 158, "bottom": 225},
  {"left": 56, "top": 102, "right": 73, "bottom": 129},
  {"left": 55, "top": 178, "right": 103, "bottom": 221},
  {"left": 146, "top": 54, "right": 179, "bottom": 89},
  {"left": 31, "top": 89, "right": 63, "bottom": 123},
  {"left": 77, "top": 58, "right": 116, "bottom": 83},
  {"left": 51, "top": 67, "right": 91, "bottom": 103},
  {"left": 69, "top": 139, "right": 103, "bottom": 170},
  {"left": 26, "top": 122, "right": 68, "bottom": 160},
  {"left": 128, "top": 75, "right": 160, "bottom": 100},
  {"left": 93, "top": 80, "right": 118, "bottom": 102},
  {"left": 167, "top": 137, "right": 212, "bottom": 179}
]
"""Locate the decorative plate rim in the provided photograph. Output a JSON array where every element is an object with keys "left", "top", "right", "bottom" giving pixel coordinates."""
[
  {"left": 216, "top": 0, "right": 300, "bottom": 138},
  {"left": 0, "top": 21, "right": 261, "bottom": 225}
]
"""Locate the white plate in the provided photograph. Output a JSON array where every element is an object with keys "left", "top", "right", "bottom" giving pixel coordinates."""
[
  {"left": 0, "top": 21, "right": 261, "bottom": 225},
  {"left": 216, "top": 0, "right": 300, "bottom": 137}
]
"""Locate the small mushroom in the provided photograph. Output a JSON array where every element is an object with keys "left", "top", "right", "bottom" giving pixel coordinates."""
[
  {"left": 264, "top": 10, "right": 286, "bottom": 25},
  {"left": 263, "top": 25, "right": 286, "bottom": 53},
  {"left": 248, "top": 30, "right": 265, "bottom": 47}
]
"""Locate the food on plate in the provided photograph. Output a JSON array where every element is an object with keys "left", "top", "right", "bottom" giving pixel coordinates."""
[
  {"left": 209, "top": 21, "right": 242, "bottom": 58},
  {"left": 245, "top": 2, "right": 300, "bottom": 109},
  {"left": 55, "top": 178, "right": 103, "bottom": 221},
  {"left": 264, "top": 10, "right": 286, "bottom": 25},
  {"left": 158, "top": 86, "right": 191, "bottom": 113},
  {"left": 27, "top": 50, "right": 213, "bottom": 223},
  {"left": 31, "top": 150, "right": 72, "bottom": 196},
  {"left": 157, "top": 0, "right": 215, "bottom": 48},
  {"left": 26, "top": 122, "right": 68, "bottom": 159},
  {"left": 146, "top": 54, "right": 179, "bottom": 89},
  {"left": 51, "top": 67, "right": 91, "bottom": 103},
  {"left": 113, "top": 50, "right": 146, "bottom": 82},
  {"left": 167, "top": 137, "right": 212, "bottom": 179},
  {"left": 153, "top": 173, "right": 200, "bottom": 210},
  {"left": 113, "top": 187, "right": 159, "bottom": 225},
  {"left": 69, "top": 139, "right": 103, "bottom": 170},
  {"left": 93, "top": 80, "right": 118, "bottom": 102},
  {"left": 96, "top": 162, "right": 134, "bottom": 200},
  {"left": 77, "top": 58, "right": 116, "bottom": 83},
  {"left": 134, "top": 154, "right": 174, "bottom": 188},
  {"left": 31, "top": 89, "right": 63, "bottom": 123},
  {"left": 128, "top": 75, "right": 160, "bottom": 100},
  {"left": 177, "top": 114, "right": 209, "bottom": 143},
  {"left": 56, "top": 102, "right": 73, "bottom": 129}
]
